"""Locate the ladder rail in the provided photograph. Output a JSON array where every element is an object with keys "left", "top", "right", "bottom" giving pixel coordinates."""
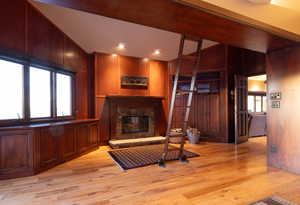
[
  {"left": 159, "top": 35, "right": 203, "bottom": 166},
  {"left": 166, "top": 35, "right": 186, "bottom": 135},
  {"left": 178, "top": 40, "right": 203, "bottom": 159},
  {"left": 161, "top": 35, "right": 186, "bottom": 162}
]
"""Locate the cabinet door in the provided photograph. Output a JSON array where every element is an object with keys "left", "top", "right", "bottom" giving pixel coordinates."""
[
  {"left": 89, "top": 123, "right": 99, "bottom": 147},
  {"left": 60, "top": 125, "right": 77, "bottom": 161},
  {"left": 0, "top": 130, "right": 33, "bottom": 179},
  {"left": 39, "top": 127, "right": 60, "bottom": 169},
  {"left": 77, "top": 124, "right": 90, "bottom": 154}
]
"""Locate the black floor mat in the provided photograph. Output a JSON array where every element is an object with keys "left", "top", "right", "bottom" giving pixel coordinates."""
[{"left": 108, "top": 144, "right": 199, "bottom": 170}]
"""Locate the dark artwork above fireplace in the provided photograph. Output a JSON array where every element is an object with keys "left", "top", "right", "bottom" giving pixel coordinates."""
[{"left": 122, "top": 116, "right": 149, "bottom": 134}]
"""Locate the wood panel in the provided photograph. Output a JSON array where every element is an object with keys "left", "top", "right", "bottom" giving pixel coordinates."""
[
  {"left": 169, "top": 44, "right": 227, "bottom": 75},
  {"left": 75, "top": 61, "right": 89, "bottom": 119},
  {"left": 149, "top": 61, "right": 168, "bottom": 97},
  {"left": 64, "top": 36, "right": 88, "bottom": 71},
  {"left": 172, "top": 93, "right": 220, "bottom": 138},
  {"left": 0, "top": 0, "right": 26, "bottom": 53},
  {"left": 0, "top": 130, "right": 33, "bottom": 179},
  {"left": 119, "top": 56, "right": 149, "bottom": 96},
  {"left": 39, "top": 127, "right": 61, "bottom": 169},
  {"left": 95, "top": 53, "right": 120, "bottom": 96},
  {"left": 60, "top": 125, "right": 77, "bottom": 161},
  {"left": 27, "top": 3, "right": 64, "bottom": 66},
  {"left": 89, "top": 123, "right": 99, "bottom": 147},
  {"left": 34, "top": 0, "right": 297, "bottom": 53},
  {"left": 77, "top": 124, "right": 91, "bottom": 154},
  {"left": 267, "top": 45, "right": 300, "bottom": 175},
  {"left": 95, "top": 97, "right": 110, "bottom": 145}
]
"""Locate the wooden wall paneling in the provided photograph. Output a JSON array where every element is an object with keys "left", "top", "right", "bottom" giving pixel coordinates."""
[
  {"left": 27, "top": 3, "right": 64, "bottom": 66},
  {"left": 119, "top": 56, "right": 150, "bottom": 96},
  {"left": 76, "top": 123, "right": 91, "bottom": 154},
  {"left": 0, "top": 130, "right": 34, "bottom": 179},
  {"left": 39, "top": 127, "right": 60, "bottom": 169},
  {"left": 75, "top": 54, "right": 89, "bottom": 119},
  {"left": 34, "top": 0, "right": 298, "bottom": 53},
  {"left": 95, "top": 53, "right": 120, "bottom": 96},
  {"left": 267, "top": 46, "right": 300, "bottom": 175},
  {"left": 89, "top": 122, "right": 99, "bottom": 146},
  {"left": 199, "top": 44, "right": 226, "bottom": 71},
  {"left": 60, "top": 125, "right": 77, "bottom": 161},
  {"left": 149, "top": 60, "right": 168, "bottom": 97},
  {"left": 241, "top": 49, "right": 266, "bottom": 76},
  {"left": 168, "top": 44, "right": 227, "bottom": 76},
  {"left": 88, "top": 54, "right": 96, "bottom": 118},
  {"left": 0, "top": 0, "right": 26, "bottom": 53},
  {"left": 63, "top": 36, "right": 87, "bottom": 72}
]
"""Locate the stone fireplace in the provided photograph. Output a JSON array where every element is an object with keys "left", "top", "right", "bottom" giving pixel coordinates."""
[
  {"left": 114, "top": 106, "right": 155, "bottom": 140},
  {"left": 107, "top": 96, "right": 165, "bottom": 142},
  {"left": 122, "top": 116, "right": 149, "bottom": 134}
]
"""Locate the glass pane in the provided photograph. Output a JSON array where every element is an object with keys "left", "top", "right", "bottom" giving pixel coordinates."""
[
  {"left": 263, "top": 96, "right": 267, "bottom": 113},
  {"left": 56, "top": 73, "right": 72, "bottom": 117},
  {"left": 30, "top": 67, "right": 51, "bottom": 118},
  {"left": 255, "top": 96, "right": 262, "bottom": 112},
  {"left": 248, "top": 95, "right": 254, "bottom": 112},
  {"left": 0, "top": 60, "right": 24, "bottom": 120}
]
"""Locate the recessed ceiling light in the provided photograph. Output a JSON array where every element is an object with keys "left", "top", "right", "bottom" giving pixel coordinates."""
[
  {"left": 116, "top": 43, "right": 126, "bottom": 50},
  {"left": 153, "top": 49, "right": 160, "bottom": 56}
]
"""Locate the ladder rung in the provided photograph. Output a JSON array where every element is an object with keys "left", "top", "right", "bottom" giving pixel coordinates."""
[
  {"left": 174, "top": 106, "right": 192, "bottom": 109},
  {"left": 182, "top": 55, "right": 198, "bottom": 61},
  {"left": 176, "top": 90, "right": 193, "bottom": 93}
]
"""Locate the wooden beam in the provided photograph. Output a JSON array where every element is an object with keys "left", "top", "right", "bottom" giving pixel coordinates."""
[{"left": 34, "top": 0, "right": 297, "bottom": 53}]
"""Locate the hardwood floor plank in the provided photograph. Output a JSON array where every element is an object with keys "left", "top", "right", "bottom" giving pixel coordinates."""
[{"left": 0, "top": 137, "right": 300, "bottom": 205}]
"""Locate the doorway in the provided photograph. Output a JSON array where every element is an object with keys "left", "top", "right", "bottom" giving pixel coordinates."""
[{"left": 247, "top": 74, "right": 267, "bottom": 138}]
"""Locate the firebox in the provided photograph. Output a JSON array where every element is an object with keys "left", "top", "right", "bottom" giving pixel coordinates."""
[{"left": 122, "top": 116, "right": 149, "bottom": 134}]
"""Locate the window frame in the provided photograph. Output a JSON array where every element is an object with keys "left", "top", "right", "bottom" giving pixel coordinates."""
[
  {"left": 248, "top": 91, "right": 267, "bottom": 113},
  {"left": 0, "top": 57, "right": 76, "bottom": 126}
]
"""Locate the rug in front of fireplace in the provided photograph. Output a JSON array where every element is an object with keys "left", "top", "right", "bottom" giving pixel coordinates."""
[
  {"left": 108, "top": 144, "right": 199, "bottom": 170},
  {"left": 249, "top": 196, "right": 298, "bottom": 205}
]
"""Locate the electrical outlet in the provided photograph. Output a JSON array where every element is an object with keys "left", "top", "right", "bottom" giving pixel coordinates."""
[
  {"left": 270, "top": 144, "right": 278, "bottom": 153},
  {"left": 271, "top": 101, "right": 280, "bottom": 108}
]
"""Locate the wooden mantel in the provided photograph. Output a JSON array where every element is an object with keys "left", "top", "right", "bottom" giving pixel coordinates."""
[{"left": 104, "top": 95, "right": 165, "bottom": 100}]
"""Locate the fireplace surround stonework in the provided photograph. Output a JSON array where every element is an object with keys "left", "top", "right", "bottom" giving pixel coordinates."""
[
  {"left": 115, "top": 106, "right": 155, "bottom": 140},
  {"left": 107, "top": 96, "right": 166, "bottom": 141}
]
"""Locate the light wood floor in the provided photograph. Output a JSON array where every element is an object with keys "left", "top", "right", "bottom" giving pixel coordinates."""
[{"left": 1, "top": 137, "right": 300, "bottom": 205}]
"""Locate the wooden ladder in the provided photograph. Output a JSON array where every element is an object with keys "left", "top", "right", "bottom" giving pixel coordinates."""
[{"left": 158, "top": 35, "right": 203, "bottom": 167}]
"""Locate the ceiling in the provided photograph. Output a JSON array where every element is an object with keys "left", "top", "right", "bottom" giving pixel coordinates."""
[
  {"left": 177, "top": 0, "right": 300, "bottom": 41},
  {"left": 30, "top": 1, "right": 218, "bottom": 61}
]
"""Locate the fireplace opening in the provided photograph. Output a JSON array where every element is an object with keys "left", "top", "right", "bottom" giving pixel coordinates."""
[{"left": 122, "top": 116, "right": 149, "bottom": 134}]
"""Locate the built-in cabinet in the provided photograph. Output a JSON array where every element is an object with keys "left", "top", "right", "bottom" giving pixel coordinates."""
[{"left": 0, "top": 119, "right": 99, "bottom": 180}]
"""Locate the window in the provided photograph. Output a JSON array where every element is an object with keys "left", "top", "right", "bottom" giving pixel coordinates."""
[
  {"left": 0, "top": 57, "right": 75, "bottom": 124},
  {"left": 247, "top": 96, "right": 254, "bottom": 113},
  {"left": 248, "top": 93, "right": 267, "bottom": 113},
  {"left": 263, "top": 96, "right": 267, "bottom": 113},
  {"left": 56, "top": 73, "right": 72, "bottom": 117},
  {"left": 30, "top": 67, "right": 51, "bottom": 118},
  {"left": 255, "top": 96, "right": 262, "bottom": 112},
  {"left": 0, "top": 60, "right": 24, "bottom": 120}
]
